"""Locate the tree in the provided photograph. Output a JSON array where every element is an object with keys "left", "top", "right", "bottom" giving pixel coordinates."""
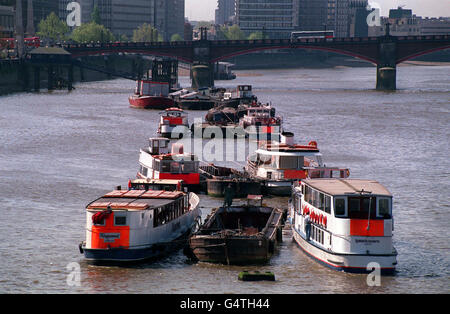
[
  {"left": 37, "top": 12, "right": 69, "bottom": 42},
  {"left": 71, "top": 22, "right": 115, "bottom": 43},
  {"left": 170, "top": 34, "right": 183, "bottom": 42},
  {"left": 248, "top": 31, "right": 267, "bottom": 40},
  {"left": 91, "top": 5, "right": 102, "bottom": 25},
  {"left": 221, "top": 25, "right": 246, "bottom": 40},
  {"left": 132, "top": 23, "right": 162, "bottom": 42}
]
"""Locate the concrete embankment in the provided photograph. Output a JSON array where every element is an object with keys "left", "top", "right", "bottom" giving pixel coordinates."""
[{"left": 0, "top": 55, "right": 151, "bottom": 96}]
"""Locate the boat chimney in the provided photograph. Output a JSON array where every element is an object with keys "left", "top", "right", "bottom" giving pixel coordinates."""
[
  {"left": 280, "top": 132, "right": 294, "bottom": 146},
  {"left": 171, "top": 143, "right": 184, "bottom": 155}
]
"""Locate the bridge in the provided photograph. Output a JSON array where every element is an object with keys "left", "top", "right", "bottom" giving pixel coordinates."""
[{"left": 62, "top": 29, "right": 450, "bottom": 91}]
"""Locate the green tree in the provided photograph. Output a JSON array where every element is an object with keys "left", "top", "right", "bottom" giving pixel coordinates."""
[
  {"left": 170, "top": 33, "right": 183, "bottom": 42},
  {"left": 91, "top": 5, "right": 102, "bottom": 25},
  {"left": 221, "top": 25, "right": 246, "bottom": 40},
  {"left": 132, "top": 23, "right": 162, "bottom": 42},
  {"left": 248, "top": 31, "right": 267, "bottom": 40},
  {"left": 37, "top": 12, "right": 69, "bottom": 42},
  {"left": 71, "top": 22, "right": 115, "bottom": 43}
]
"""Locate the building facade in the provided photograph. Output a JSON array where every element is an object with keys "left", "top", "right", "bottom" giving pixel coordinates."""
[
  {"left": 215, "top": 0, "right": 235, "bottom": 26},
  {"left": 0, "top": 5, "right": 14, "bottom": 37},
  {"left": 236, "top": 0, "right": 299, "bottom": 39},
  {"left": 297, "top": 0, "right": 327, "bottom": 32},
  {"left": 59, "top": 0, "right": 185, "bottom": 40}
]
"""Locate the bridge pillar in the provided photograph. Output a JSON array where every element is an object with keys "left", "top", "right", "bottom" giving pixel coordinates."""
[
  {"left": 376, "top": 32, "right": 397, "bottom": 91},
  {"left": 376, "top": 66, "right": 396, "bottom": 91},
  {"left": 33, "top": 65, "right": 40, "bottom": 91},
  {"left": 191, "top": 63, "right": 214, "bottom": 90}
]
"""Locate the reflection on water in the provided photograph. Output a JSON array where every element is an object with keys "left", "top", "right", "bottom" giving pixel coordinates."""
[{"left": 0, "top": 65, "right": 449, "bottom": 293}]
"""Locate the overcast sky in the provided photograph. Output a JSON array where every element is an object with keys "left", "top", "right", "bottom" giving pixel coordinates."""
[{"left": 185, "top": 0, "right": 450, "bottom": 21}]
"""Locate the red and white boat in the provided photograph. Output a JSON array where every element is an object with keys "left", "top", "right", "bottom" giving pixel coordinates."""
[
  {"left": 157, "top": 108, "right": 190, "bottom": 139},
  {"left": 239, "top": 103, "right": 282, "bottom": 141},
  {"left": 137, "top": 138, "right": 202, "bottom": 192},
  {"left": 80, "top": 188, "right": 201, "bottom": 263},
  {"left": 289, "top": 178, "right": 397, "bottom": 274},
  {"left": 246, "top": 133, "right": 350, "bottom": 196},
  {"left": 129, "top": 80, "right": 175, "bottom": 110}
]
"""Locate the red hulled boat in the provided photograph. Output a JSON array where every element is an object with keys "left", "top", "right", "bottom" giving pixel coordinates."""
[{"left": 129, "top": 80, "right": 175, "bottom": 110}]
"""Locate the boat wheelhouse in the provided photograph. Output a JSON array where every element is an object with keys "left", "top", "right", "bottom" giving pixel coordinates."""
[
  {"left": 289, "top": 179, "right": 397, "bottom": 274},
  {"left": 129, "top": 80, "right": 175, "bottom": 110},
  {"left": 157, "top": 107, "right": 190, "bottom": 139},
  {"left": 138, "top": 138, "right": 201, "bottom": 191},
  {"left": 239, "top": 103, "right": 282, "bottom": 141},
  {"left": 246, "top": 133, "right": 350, "bottom": 196},
  {"left": 80, "top": 189, "right": 201, "bottom": 263}
]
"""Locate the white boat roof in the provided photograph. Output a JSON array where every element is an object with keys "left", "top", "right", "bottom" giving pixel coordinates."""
[
  {"left": 302, "top": 179, "right": 392, "bottom": 197},
  {"left": 255, "top": 149, "right": 322, "bottom": 157}
]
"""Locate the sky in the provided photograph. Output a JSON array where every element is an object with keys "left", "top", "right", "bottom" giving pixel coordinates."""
[{"left": 185, "top": 0, "right": 450, "bottom": 22}]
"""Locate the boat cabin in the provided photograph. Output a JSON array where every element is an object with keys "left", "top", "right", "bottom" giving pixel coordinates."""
[
  {"left": 129, "top": 179, "right": 185, "bottom": 192},
  {"left": 236, "top": 85, "right": 253, "bottom": 99},
  {"left": 136, "top": 80, "right": 170, "bottom": 97},
  {"left": 139, "top": 139, "right": 200, "bottom": 186},
  {"left": 160, "top": 108, "right": 188, "bottom": 125}
]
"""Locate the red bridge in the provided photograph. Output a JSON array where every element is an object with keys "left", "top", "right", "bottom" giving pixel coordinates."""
[{"left": 63, "top": 31, "right": 449, "bottom": 90}]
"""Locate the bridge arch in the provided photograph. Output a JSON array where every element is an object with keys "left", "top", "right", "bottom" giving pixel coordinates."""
[{"left": 210, "top": 45, "right": 378, "bottom": 65}]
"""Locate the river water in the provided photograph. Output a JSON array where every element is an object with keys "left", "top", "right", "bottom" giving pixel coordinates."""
[{"left": 0, "top": 65, "right": 449, "bottom": 294}]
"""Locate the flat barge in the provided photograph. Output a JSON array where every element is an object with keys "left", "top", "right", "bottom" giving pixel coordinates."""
[{"left": 186, "top": 196, "right": 284, "bottom": 265}]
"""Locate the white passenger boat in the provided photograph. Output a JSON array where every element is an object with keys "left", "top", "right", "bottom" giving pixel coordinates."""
[
  {"left": 137, "top": 137, "right": 202, "bottom": 192},
  {"left": 289, "top": 178, "right": 397, "bottom": 274},
  {"left": 157, "top": 107, "right": 190, "bottom": 139},
  {"left": 80, "top": 188, "right": 201, "bottom": 263},
  {"left": 246, "top": 133, "right": 350, "bottom": 196}
]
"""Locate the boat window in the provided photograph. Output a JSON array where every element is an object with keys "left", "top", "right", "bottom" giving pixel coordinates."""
[
  {"left": 181, "top": 162, "right": 195, "bottom": 173},
  {"left": 279, "top": 156, "right": 298, "bottom": 169},
  {"left": 170, "top": 162, "right": 180, "bottom": 173},
  {"left": 324, "top": 195, "right": 331, "bottom": 214},
  {"left": 153, "top": 159, "right": 161, "bottom": 171},
  {"left": 348, "top": 197, "right": 376, "bottom": 219},
  {"left": 334, "top": 198, "right": 346, "bottom": 217},
  {"left": 161, "top": 161, "right": 171, "bottom": 172},
  {"left": 378, "top": 198, "right": 392, "bottom": 218},
  {"left": 114, "top": 213, "right": 127, "bottom": 226},
  {"left": 140, "top": 166, "right": 148, "bottom": 177}
]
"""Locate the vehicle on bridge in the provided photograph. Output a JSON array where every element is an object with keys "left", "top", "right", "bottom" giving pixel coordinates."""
[{"left": 291, "top": 31, "right": 334, "bottom": 41}]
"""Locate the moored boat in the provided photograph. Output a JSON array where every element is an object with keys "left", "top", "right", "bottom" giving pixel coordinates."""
[
  {"left": 129, "top": 80, "right": 175, "bottom": 110},
  {"left": 80, "top": 188, "right": 201, "bottom": 263},
  {"left": 157, "top": 107, "right": 190, "bottom": 139},
  {"left": 137, "top": 137, "right": 204, "bottom": 192},
  {"left": 239, "top": 103, "right": 282, "bottom": 141},
  {"left": 186, "top": 196, "right": 284, "bottom": 265},
  {"left": 289, "top": 178, "right": 397, "bottom": 274},
  {"left": 246, "top": 133, "right": 350, "bottom": 196}
]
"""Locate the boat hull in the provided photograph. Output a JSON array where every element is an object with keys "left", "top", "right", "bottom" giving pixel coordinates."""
[
  {"left": 189, "top": 236, "right": 275, "bottom": 265},
  {"left": 129, "top": 95, "right": 175, "bottom": 110},
  {"left": 262, "top": 180, "right": 293, "bottom": 196},
  {"left": 292, "top": 227, "right": 397, "bottom": 274},
  {"left": 81, "top": 228, "right": 191, "bottom": 264}
]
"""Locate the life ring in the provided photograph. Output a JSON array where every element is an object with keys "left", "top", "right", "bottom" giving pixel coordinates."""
[
  {"left": 323, "top": 216, "right": 327, "bottom": 228},
  {"left": 308, "top": 141, "right": 318, "bottom": 148}
]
